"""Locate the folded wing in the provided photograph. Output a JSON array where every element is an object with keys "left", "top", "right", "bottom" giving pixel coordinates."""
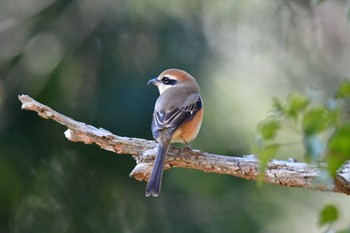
[{"left": 152, "top": 94, "right": 202, "bottom": 140}]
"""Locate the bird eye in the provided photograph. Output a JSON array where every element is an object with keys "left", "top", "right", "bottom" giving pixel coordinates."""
[
  {"left": 161, "top": 76, "right": 177, "bottom": 85},
  {"left": 162, "top": 77, "right": 170, "bottom": 84}
]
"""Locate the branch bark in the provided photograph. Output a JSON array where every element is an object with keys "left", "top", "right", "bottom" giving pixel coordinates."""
[{"left": 18, "top": 94, "right": 350, "bottom": 195}]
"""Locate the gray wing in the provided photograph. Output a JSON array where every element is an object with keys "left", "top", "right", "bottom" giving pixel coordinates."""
[{"left": 151, "top": 94, "right": 202, "bottom": 140}]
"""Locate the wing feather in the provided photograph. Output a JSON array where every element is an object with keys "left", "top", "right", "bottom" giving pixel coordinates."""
[{"left": 151, "top": 96, "right": 202, "bottom": 140}]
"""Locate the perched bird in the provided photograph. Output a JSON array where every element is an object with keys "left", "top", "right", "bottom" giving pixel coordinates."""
[{"left": 146, "top": 69, "right": 203, "bottom": 197}]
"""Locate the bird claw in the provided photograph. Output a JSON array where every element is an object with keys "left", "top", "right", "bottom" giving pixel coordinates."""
[{"left": 179, "top": 144, "right": 193, "bottom": 154}]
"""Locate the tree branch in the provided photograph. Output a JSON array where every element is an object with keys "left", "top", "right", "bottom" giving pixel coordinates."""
[{"left": 18, "top": 94, "right": 350, "bottom": 195}]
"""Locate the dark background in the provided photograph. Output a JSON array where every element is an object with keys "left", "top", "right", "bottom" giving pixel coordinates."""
[{"left": 1, "top": 0, "right": 350, "bottom": 232}]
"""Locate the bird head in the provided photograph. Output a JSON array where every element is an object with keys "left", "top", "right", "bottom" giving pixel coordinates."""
[{"left": 148, "top": 69, "right": 199, "bottom": 95}]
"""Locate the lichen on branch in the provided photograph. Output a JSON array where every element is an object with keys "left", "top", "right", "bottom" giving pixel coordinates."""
[{"left": 18, "top": 95, "right": 350, "bottom": 195}]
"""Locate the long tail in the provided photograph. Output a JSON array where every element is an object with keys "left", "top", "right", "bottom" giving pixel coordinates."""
[{"left": 145, "top": 143, "right": 170, "bottom": 197}]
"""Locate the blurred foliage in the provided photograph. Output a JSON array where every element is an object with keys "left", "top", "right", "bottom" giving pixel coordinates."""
[
  {"left": 318, "top": 204, "right": 338, "bottom": 226},
  {"left": 1, "top": 0, "right": 350, "bottom": 232},
  {"left": 318, "top": 204, "right": 350, "bottom": 233},
  {"left": 255, "top": 80, "right": 350, "bottom": 174},
  {"left": 255, "top": 81, "right": 350, "bottom": 232}
]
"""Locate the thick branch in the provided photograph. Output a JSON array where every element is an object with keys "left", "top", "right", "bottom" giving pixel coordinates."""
[{"left": 18, "top": 95, "right": 350, "bottom": 195}]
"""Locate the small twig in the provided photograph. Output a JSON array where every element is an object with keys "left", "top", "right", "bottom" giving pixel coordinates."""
[{"left": 18, "top": 94, "right": 350, "bottom": 195}]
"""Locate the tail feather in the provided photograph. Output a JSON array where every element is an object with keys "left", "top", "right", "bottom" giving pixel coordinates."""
[{"left": 145, "top": 144, "right": 169, "bottom": 197}]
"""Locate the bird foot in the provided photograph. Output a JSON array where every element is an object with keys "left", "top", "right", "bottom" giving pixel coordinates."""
[{"left": 178, "top": 143, "right": 193, "bottom": 154}]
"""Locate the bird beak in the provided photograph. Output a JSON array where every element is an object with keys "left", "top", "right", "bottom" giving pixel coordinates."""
[{"left": 148, "top": 78, "right": 159, "bottom": 86}]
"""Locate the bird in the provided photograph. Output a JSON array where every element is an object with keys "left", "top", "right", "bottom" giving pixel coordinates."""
[{"left": 146, "top": 68, "right": 203, "bottom": 197}]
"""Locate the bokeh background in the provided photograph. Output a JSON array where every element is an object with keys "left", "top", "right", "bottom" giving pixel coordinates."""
[{"left": 1, "top": 0, "right": 350, "bottom": 232}]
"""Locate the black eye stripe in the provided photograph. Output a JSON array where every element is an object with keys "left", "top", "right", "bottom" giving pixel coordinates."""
[{"left": 161, "top": 76, "right": 177, "bottom": 85}]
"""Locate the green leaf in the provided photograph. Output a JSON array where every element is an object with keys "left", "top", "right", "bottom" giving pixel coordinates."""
[
  {"left": 258, "top": 118, "right": 280, "bottom": 140},
  {"left": 272, "top": 97, "right": 284, "bottom": 112},
  {"left": 259, "top": 144, "right": 280, "bottom": 173},
  {"left": 318, "top": 204, "right": 339, "bottom": 226},
  {"left": 335, "top": 80, "right": 350, "bottom": 98},
  {"left": 303, "top": 134, "right": 325, "bottom": 162},
  {"left": 286, "top": 93, "right": 309, "bottom": 119},
  {"left": 302, "top": 107, "right": 330, "bottom": 135},
  {"left": 326, "top": 98, "right": 341, "bottom": 125},
  {"left": 327, "top": 124, "right": 350, "bottom": 176}
]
